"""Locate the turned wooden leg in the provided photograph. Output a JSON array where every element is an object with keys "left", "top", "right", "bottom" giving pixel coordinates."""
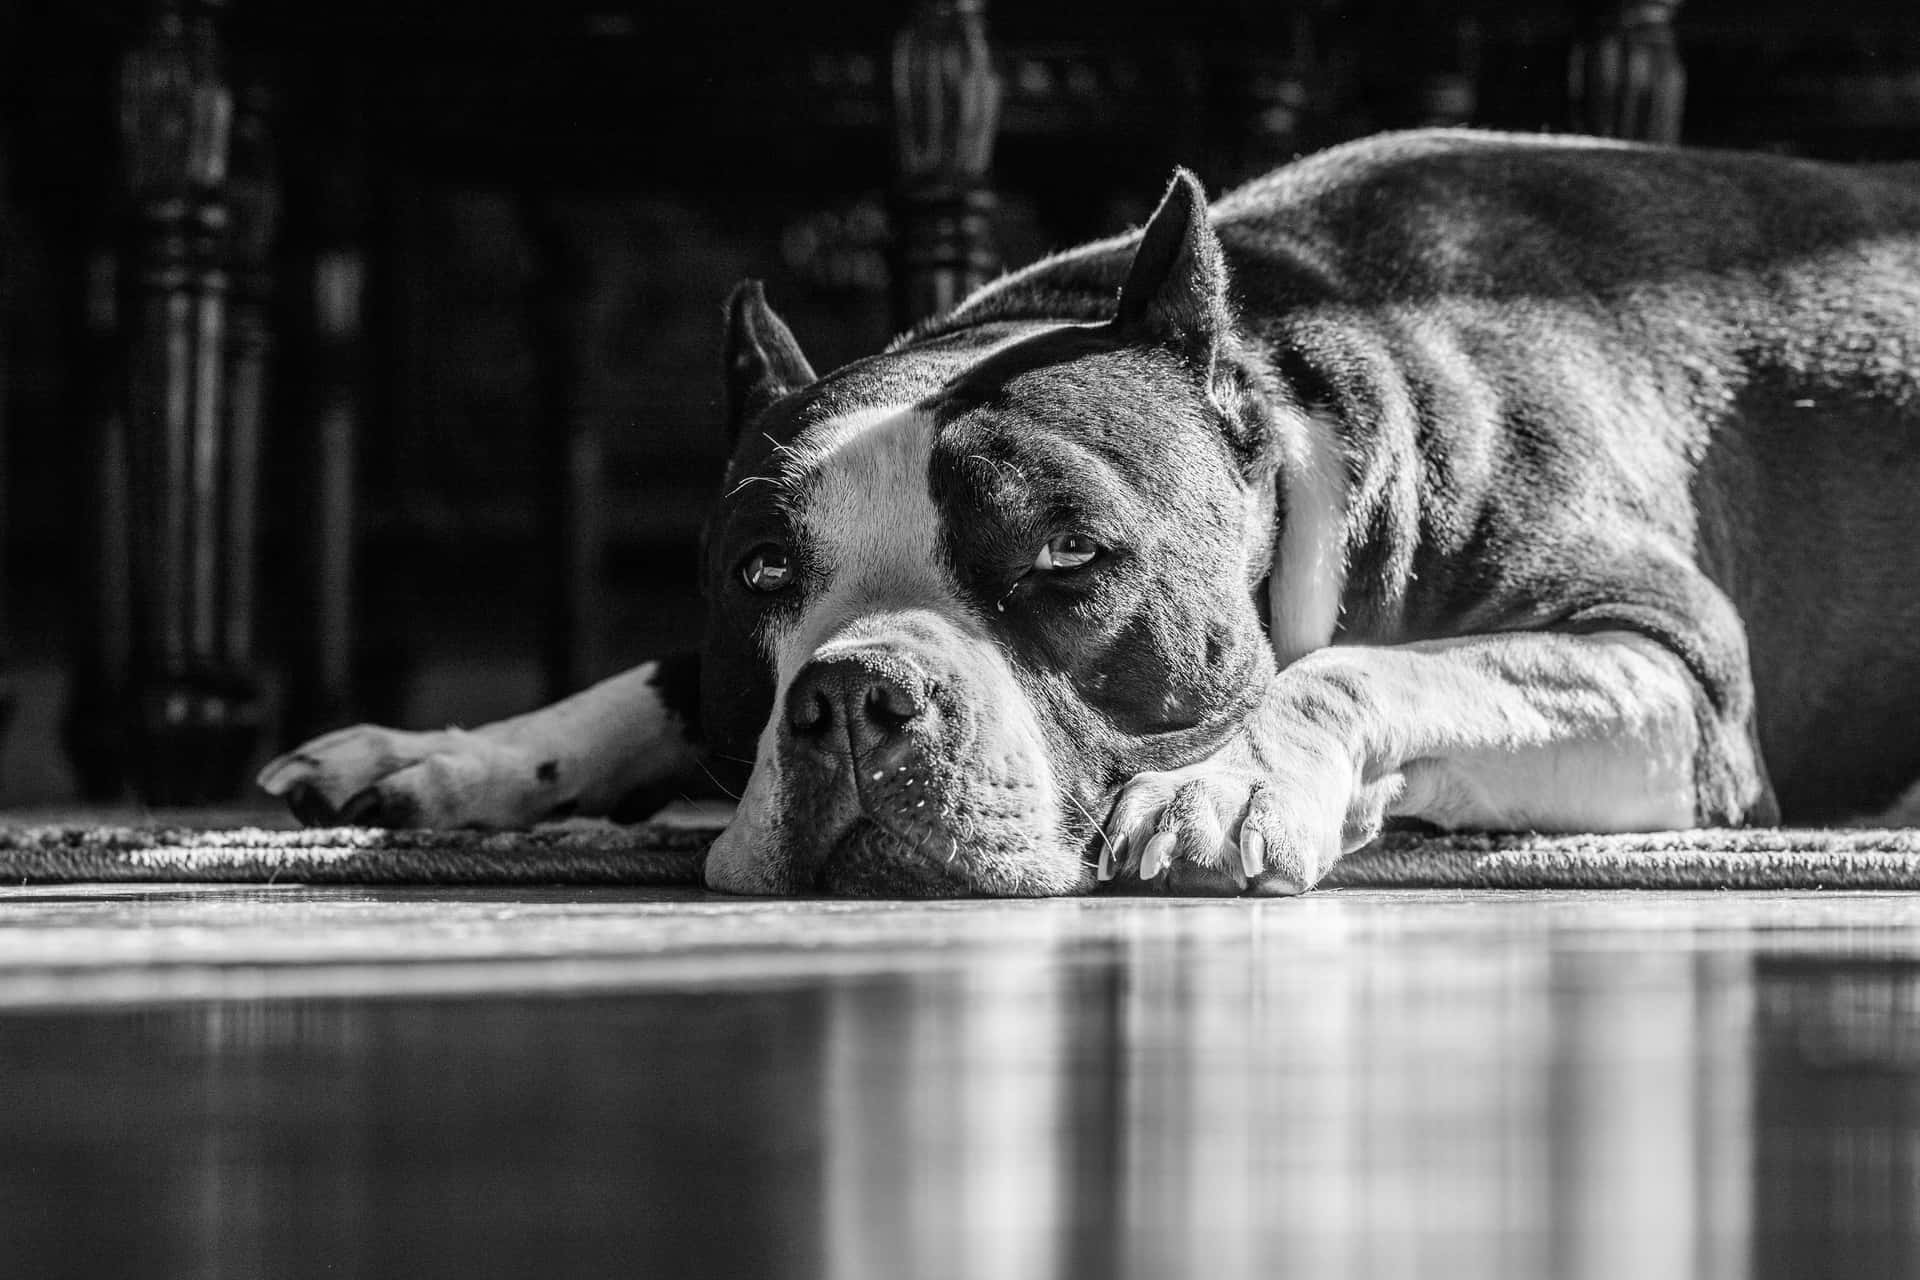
[
  {"left": 1570, "top": 0, "right": 1686, "bottom": 143},
  {"left": 117, "top": 0, "right": 272, "bottom": 802},
  {"left": 890, "top": 0, "right": 1002, "bottom": 330}
]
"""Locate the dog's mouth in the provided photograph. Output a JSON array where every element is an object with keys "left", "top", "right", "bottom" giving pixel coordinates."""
[
  {"left": 766, "top": 757, "right": 1089, "bottom": 896},
  {"left": 771, "top": 738, "right": 971, "bottom": 891},
  {"left": 814, "top": 815, "right": 975, "bottom": 897}
]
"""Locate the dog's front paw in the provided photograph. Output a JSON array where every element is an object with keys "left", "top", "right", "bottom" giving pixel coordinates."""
[
  {"left": 257, "top": 724, "right": 558, "bottom": 829},
  {"left": 1100, "top": 736, "right": 1388, "bottom": 896}
]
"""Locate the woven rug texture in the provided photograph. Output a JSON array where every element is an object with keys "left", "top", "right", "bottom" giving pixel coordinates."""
[{"left": 2, "top": 824, "right": 1918, "bottom": 890}]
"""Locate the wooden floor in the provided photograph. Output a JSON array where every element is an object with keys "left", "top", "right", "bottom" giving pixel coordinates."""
[{"left": 3, "top": 884, "right": 1919, "bottom": 1278}]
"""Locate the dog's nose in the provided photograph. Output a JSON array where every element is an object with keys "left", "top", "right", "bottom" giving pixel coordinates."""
[{"left": 786, "top": 653, "right": 930, "bottom": 758}]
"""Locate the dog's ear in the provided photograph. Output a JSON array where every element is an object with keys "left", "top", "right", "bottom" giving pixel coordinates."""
[
  {"left": 724, "top": 280, "right": 817, "bottom": 436},
  {"left": 1112, "top": 169, "right": 1229, "bottom": 369}
]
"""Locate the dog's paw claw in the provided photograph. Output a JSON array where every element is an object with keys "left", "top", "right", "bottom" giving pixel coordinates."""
[
  {"left": 1103, "top": 752, "right": 1348, "bottom": 896},
  {"left": 283, "top": 780, "right": 339, "bottom": 827},
  {"left": 1138, "top": 831, "right": 1176, "bottom": 882},
  {"left": 337, "top": 784, "right": 421, "bottom": 829},
  {"left": 1239, "top": 827, "right": 1265, "bottom": 881},
  {"left": 257, "top": 752, "right": 314, "bottom": 797}
]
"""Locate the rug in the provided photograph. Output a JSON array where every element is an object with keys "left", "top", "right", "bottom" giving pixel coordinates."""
[{"left": 2, "top": 823, "right": 1919, "bottom": 890}]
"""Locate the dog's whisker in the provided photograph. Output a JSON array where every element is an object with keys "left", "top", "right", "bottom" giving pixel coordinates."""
[
  {"left": 1063, "top": 790, "right": 1115, "bottom": 870},
  {"left": 694, "top": 758, "right": 743, "bottom": 802},
  {"left": 725, "top": 474, "right": 779, "bottom": 500}
]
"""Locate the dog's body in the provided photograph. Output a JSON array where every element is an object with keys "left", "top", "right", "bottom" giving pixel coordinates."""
[{"left": 261, "top": 129, "right": 1920, "bottom": 896}]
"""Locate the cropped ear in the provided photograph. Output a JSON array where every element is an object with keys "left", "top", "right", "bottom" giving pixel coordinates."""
[
  {"left": 1111, "top": 169, "right": 1230, "bottom": 370},
  {"left": 724, "top": 280, "right": 817, "bottom": 436}
]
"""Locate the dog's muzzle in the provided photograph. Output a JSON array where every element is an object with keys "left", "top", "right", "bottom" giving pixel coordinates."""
[{"left": 777, "top": 645, "right": 970, "bottom": 893}]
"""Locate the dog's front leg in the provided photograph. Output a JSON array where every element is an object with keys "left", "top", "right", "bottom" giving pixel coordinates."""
[
  {"left": 259, "top": 653, "right": 706, "bottom": 828},
  {"left": 1103, "top": 630, "right": 1722, "bottom": 895}
]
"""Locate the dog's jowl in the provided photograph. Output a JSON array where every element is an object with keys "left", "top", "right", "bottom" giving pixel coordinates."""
[{"left": 261, "top": 128, "right": 1920, "bottom": 897}]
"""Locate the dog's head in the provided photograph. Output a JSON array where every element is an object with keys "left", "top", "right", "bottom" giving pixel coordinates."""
[{"left": 700, "top": 173, "right": 1287, "bottom": 895}]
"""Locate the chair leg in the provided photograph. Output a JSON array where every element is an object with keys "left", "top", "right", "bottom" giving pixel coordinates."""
[
  {"left": 889, "top": 0, "right": 1003, "bottom": 331},
  {"left": 115, "top": 0, "right": 269, "bottom": 803},
  {"left": 1570, "top": 0, "right": 1687, "bottom": 143}
]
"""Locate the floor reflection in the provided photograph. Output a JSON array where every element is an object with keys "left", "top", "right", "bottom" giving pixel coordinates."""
[
  {"left": 1753, "top": 959, "right": 1920, "bottom": 1279},
  {"left": 817, "top": 917, "right": 1755, "bottom": 1280},
  {"left": 2, "top": 893, "right": 1918, "bottom": 1277}
]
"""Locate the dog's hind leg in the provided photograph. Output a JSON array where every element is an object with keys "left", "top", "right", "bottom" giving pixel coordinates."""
[{"left": 258, "top": 653, "right": 706, "bottom": 829}]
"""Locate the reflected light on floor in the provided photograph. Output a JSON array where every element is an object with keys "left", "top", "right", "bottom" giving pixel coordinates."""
[{"left": 814, "top": 911, "right": 1756, "bottom": 1280}]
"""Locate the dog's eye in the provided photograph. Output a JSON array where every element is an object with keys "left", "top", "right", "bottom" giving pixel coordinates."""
[
  {"left": 739, "top": 544, "right": 793, "bottom": 593},
  {"left": 1034, "top": 533, "right": 1101, "bottom": 572}
]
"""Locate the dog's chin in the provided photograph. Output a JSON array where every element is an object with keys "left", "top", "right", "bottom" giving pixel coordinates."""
[
  {"left": 817, "top": 806, "right": 1097, "bottom": 898},
  {"left": 817, "top": 817, "right": 975, "bottom": 898},
  {"left": 709, "top": 761, "right": 1089, "bottom": 897}
]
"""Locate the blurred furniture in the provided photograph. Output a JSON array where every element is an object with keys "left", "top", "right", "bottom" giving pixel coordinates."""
[
  {"left": 0, "top": 89, "right": 13, "bottom": 756},
  {"left": 9, "top": 0, "right": 1920, "bottom": 802}
]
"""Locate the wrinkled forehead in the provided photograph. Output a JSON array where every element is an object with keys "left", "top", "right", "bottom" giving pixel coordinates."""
[
  {"left": 761, "top": 369, "right": 955, "bottom": 530},
  {"left": 773, "top": 327, "right": 1213, "bottom": 490},
  {"left": 736, "top": 330, "right": 1025, "bottom": 497},
  {"left": 748, "top": 324, "right": 1039, "bottom": 457},
  {"left": 931, "top": 327, "right": 1229, "bottom": 492},
  {"left": 722, "top": 324, "right": 1235, "bottom": 593},
  {"left": 785, "top": 403, "right": 950, "bottom": 633}
]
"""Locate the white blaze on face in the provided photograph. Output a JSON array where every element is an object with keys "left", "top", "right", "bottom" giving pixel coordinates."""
[
  {"left": 711, "top": 403, "right": 934, "bottom": 891},
  {"left": 760, "top": 404, "right": 955, "bottom": 677},
  {"left": 705, "top": 403, "right": 1060, "bottom": 894},
  {"left": 1271, "top": 407, "right": 1350, "bottom": 667}
]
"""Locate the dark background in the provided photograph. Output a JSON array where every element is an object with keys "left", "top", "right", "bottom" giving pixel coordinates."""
[{"left": 3, "top": 0, "right": 1919, "bottom": 805}]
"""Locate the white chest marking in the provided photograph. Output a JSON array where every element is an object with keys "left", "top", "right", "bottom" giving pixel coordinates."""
[{"left": 1271, "top": 407, "right": 1349, "bottom": 667}]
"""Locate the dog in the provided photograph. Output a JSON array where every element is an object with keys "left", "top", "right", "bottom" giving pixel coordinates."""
[{"left": 259, "top": 128, "right": 1920, "bottom": 897}]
